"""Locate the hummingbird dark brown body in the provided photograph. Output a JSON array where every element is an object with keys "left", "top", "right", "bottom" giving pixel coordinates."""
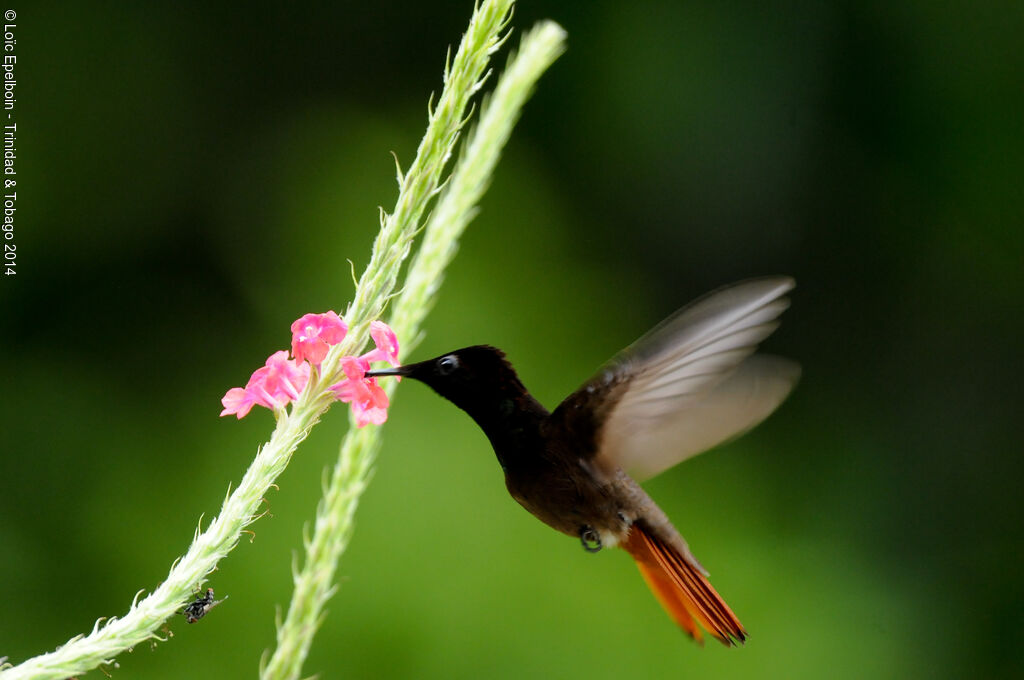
[{"left": 368, "top": 277, "right": 799, "bottom": 645}]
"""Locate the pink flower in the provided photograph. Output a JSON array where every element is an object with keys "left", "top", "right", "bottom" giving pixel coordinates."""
[
  {"left": 222, "top": 311, "right": 399, "bottom": 426},
  {"left": 291, "top": 311, "right": 348, "bottom": 366},
  {"left": 360, "top": 320, "right": 400, "bottom": 367},
  {"left": 220, "top": 350, "right": 311, "bottom": 418},
  {"left": 330, "top": 356, "right": 390, "bottom": 427},
  {"left": 259, "top": 350, "right": 311, "bottom": 402},
  {"left": 220, "top": 387, "right": 256, "bottom": 419}
]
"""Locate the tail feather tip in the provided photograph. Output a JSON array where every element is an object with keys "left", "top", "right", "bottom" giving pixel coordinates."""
[{"left": 623, "top": 524, "right": 746, "bottom": 647}]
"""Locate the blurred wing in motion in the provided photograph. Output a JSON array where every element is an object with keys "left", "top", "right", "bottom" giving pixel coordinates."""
[
  {"left": 609, "top": 355, "right": 799, "bottom": 481},
  {"left": 551, "top": 277, "right": 798, "bottom": 480}
]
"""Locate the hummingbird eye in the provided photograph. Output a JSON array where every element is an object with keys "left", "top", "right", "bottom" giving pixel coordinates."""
[{"left": 437, "top": 355, "right": 459, "bottom": 375}]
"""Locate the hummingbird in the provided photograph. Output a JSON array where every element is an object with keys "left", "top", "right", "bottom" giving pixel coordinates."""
[{"left": 368, "top": 277, "right": 799, "bottom": 645}]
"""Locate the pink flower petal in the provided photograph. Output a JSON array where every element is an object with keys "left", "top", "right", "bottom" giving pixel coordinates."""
[
  {"left": 330, "top": 360, "right": 390, "bottom": 427},
  {"left": 364, "top": 378, "right": 389, "bottom": 408},
  {"left": 220, "top": 387, "right": 255, "bottom": 418},
  {"left": 368, "top": 321, "right": 400, "bottom": 365},
  {"left": 340, "top": 355, "right": 370, "bottom": 380},
  {"left": 290, "top": 311, "right": 348, "bottom": 366},
  {"left": 349, "top": 379, "right": 390, "bottom": 427},
  {"left": 244, "top": 365, "right": 281, "bottom": 409},
  {"left": 262, "top": 350, "right": 311, "bottom": 401},
  {"left": 352, "top": 401, "right": 389, "bottom": 427},
  {"left": 222, "top": 351, "right": 312, "bottom": 417}
]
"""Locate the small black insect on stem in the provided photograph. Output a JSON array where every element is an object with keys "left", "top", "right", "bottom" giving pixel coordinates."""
[{"left": 182, "top": 587, "right": 227, "bottom": 624}]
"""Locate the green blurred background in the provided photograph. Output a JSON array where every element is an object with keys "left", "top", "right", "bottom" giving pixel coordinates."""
[{"left": 2, "top": 1, "right": 1022, "bottom": 678}]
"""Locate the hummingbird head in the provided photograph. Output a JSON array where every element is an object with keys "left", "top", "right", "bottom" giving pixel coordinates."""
[{"left": 367, "top": 345, "right": 528, "bottom": 419}]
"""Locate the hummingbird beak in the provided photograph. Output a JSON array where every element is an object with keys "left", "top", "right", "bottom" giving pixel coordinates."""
[{"left": 365, "top": 364, "right": 415, "bottom": 379}]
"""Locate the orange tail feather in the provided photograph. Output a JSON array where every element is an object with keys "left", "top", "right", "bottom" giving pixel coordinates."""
[{"left": 622, "top": 524, "right": 746, "bottom": 646}]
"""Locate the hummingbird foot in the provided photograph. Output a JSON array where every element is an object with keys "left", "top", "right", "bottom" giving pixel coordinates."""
[{"left": 579, "top": 525, "right": 602, "bottom": 553}]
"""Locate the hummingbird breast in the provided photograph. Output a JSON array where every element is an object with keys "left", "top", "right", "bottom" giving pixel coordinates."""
[
  {"left": 477, "top": 388, "right": 657, "bottom": 551},
  {"left": 502, "top": 451, "right": 636, "bottom": 548}
]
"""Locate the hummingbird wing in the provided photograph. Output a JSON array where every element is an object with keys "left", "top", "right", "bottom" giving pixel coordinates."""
[
  {"left": 550, "top": 277, "right": 798, "bottom": 482},
  {"left": 613, "top": 354, "right": 799, "bottom": 480}
]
